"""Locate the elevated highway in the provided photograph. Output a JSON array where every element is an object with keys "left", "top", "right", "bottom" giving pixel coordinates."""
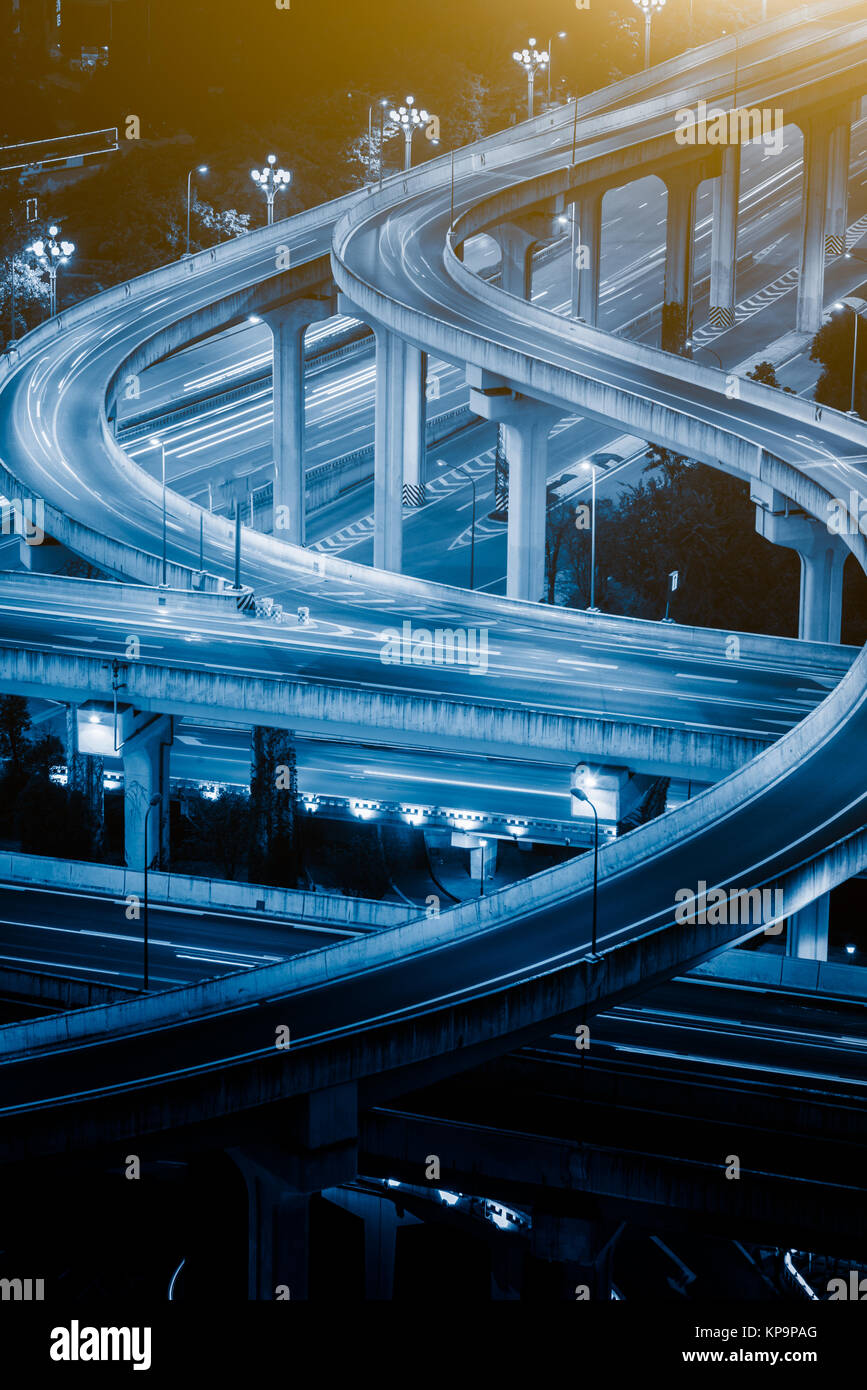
[{"left": 0, "top": 3, "right": 865, "bottom": 1174}]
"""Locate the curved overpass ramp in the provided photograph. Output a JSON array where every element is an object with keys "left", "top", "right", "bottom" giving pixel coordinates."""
[{"left": 0, "top": 3, "right": 866, "bottom": 1159}]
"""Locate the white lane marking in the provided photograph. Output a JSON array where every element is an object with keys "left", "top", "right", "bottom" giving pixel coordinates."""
[{"left": 676, "top": 673, "right": 738, "bottom": 684}]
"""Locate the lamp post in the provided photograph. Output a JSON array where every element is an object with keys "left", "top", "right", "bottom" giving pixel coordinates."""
[
  {"left": 512, "top": 39, "right": 549, "bottom": 120},
  {"left": 546, "top": 30, "right": 567, "bottom": 106},
  {"left": 686, "top": 339, "right": 723, "bottom": 368},
  {"left": 142, "top": 792, "right": 161, "bottom": 992},
  {"left": 150, "top": 437, "right": 167, "bottom": 585},
  {"left": 28, "top": 225, "right": 74, "bottom": 318},
  {"left": 663, "top": 568, "right": 679, "bottom": 621},
  {"left": 833, "top": 298, "right": 867, "bottom": 416},
  {"left": 572, "top": 785, "right": 599, "bottom": 956},
  {"left": 388, "top": 98, "right": 430, "bottom": 172},
  {"left": 582, "top": 461, "right": 599, "bottom": 611},
  {"left": 186, "top": 164, "right": 208, "bottom": 257},
  {"left": 250, "top": 155, "right": 291, "bottom": 226},
  {"left": 632, "top": 0, "right": 666, "bottom": 70}
]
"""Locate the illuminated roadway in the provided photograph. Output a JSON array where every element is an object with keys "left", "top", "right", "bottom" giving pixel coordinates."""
[{"left": 0, "top": 3, "right": 866, "bottom": 1156}]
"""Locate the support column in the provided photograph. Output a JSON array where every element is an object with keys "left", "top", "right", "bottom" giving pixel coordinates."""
[
  {"left": 374, "top": 327, "right": 426, "bottom": 572},
  {"left": 755, "top": 505, "right": 846, "bottom": 642},
  {"left": 663, "top": 171, "right": 699, "bottom": 349},
  {"left": 787, "top": 894, "right": 830, "bottom": 961},
  {"left": 265, "top": 298, "right": 332, "bottom": 547},
  {"left": 825, "top": 114, "right": 852, "bottom": 256},
  {"left": 469, "top": 383, "right": 561, "bottom": 601},
  {"left": 709, "top": 143, "right": 741, "bottom": 328},
  {"left": 496, "top": 222, "right": 537, "bottom": 300},
  {"left": 229, "top": 1086, "right": 357, "bottom": 1300},
  {"left": 122, "top": 714, "right": 172, "bottom": 869},
  {"left": 796, "top": 118, "right": 833, "bottom": 334},
  {"left": 575, "top": 190, "right": 602, "bottom": 326},
  {"left": 401, "top": 345, "right": 427, "bottom": 508},
  {"left": 232, "top": 1151, "right": 313, "bottom": 1300},
  {"left": 65, "top": 704, "right": 104, "bottom": 854}
]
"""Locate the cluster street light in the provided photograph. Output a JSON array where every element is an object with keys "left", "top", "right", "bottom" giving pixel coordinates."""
[
  {"left": 512, "top": 39, "right": 549, "bottom": 120},
  {"left": 250, "top": 155, "right": 291, "bottom": 225},
  {"left": 833, "top": 297, "right": 867, "bottom": 416},
  {"left": 186, "top": 164, "right": 208, "bottom": 257},
  {"left": 28, "top": 225, "right": 74, "bottom": 318},
  {"left": 388, "top": 98, "right": 432, "bottom": 172},
  {"left": 546, "top": 31, "right": 567, "bottom": 107},
  {"left": 633, "top": 0, "right": 666, "bottom": 70}
]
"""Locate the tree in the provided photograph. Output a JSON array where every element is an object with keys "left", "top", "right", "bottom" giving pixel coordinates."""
[
  {"left": 746, "top": 360, "right": 796, "bottom": 393},
  {"left": 183, "top": 788, "right": 250, "bottom": 880},
  {"left": 0, "top": 695, "right": 31, "bottom": 775},
  {"left": 811, "top": 310, "right": 867, "bottom": 418},
  {"left": 248, "top": 727, "right": 302, "bottom": 888}
]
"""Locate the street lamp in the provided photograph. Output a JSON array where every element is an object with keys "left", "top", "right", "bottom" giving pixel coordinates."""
[
  {"left": 186, "top": 164, "right": 208, "bottom": 257},
  {"left": 142, "top": 792, "right": 161, "bottom": 992},
  {"left": 833, "top": 298, "right": 867, "bottom": 416},
  {"left": 582, "top": 461, "right": 600, "bottom": 611},
  {"left": 150, "top": 436, "right": 167, "bottom": 584},
  {"left": 686, "top": 338, "right": 723, "bottom": 368},
  {"left": 633, "top": 0, "right": 666, "bottom": 70},
  {"left": 546, "top": 31, "right": 567, "bottom": 107},
  {"left": 250, "top": 155, "right": 291, "bottom": 226},
  {"left": 28, "top": 225, "right": 74, "bottom": 318},
  {"left": 388, "top": 98, "right": 430, "bottom": 172},
  {"left": 572, "top": 785, "right": 599, "bottom": 957},
  {"left": 512, "top": 39, "right": 549, "bottom": 120}
]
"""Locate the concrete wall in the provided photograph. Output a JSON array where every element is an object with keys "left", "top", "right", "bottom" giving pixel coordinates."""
[
  {"left": 687, "top": 948, "right": 867, "bottom": 999},
  {"left": 0, "top": 851, "right": 415, "bottom": 930}
]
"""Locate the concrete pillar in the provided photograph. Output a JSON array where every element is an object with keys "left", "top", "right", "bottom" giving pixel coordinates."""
[
  {"left": 122, "top": 714, "right": 172, "bottom": 870},
  {"left": 401, "top": 345, "right": 427, "bottom": 508},
  {"left": 496, "top": 222, "right": 537, "bottom": 300},
  {"left": 787, "top": 894, "right": 830, "bottom": 961},
  {"left": 575, "top": 190, "right": 602, "bottom": 326},
  {"left": 265, "top": 298, "right": 332, "bottom": 547},
  {"left": 709, "top": 143, "right": 741, "bottom": 328},
  {"left": 65, "top": 704, "right": 104, "bottom": 853},
  {"left": 232, "top": 1152, "right": 313, "bottom": 1300},
  {"left": 664, "top": 170, "right": 698, "bottom": 344},
  {"left": 796, "top": 118, "right": 833, "bottom": 334},
  {"left": 825, "top": 115, "right": 852, "bottom": 256},
  {"left": 571, "top": 763, "right": 646, "bottom": 826},
  {"left": 374, "top": 327, "right": 426, "bottom": 572},
  {"left": 229, "top": 1087, "right": 358, "bottom": 1299},
  {"left": 755, "top": 506, "right": 846, "bottom": 642},
  {"left": 468, "top": 385, "right": 561, "bottom": 601}
]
